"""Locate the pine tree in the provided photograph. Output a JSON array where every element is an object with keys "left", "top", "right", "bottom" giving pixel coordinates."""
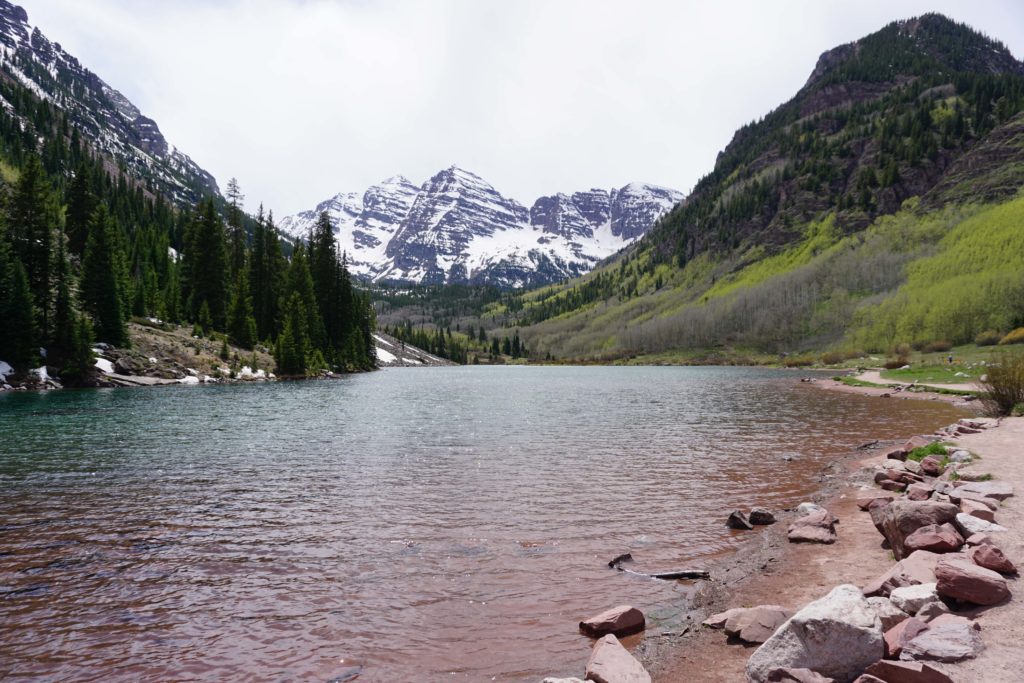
[
  {"left": 81, "top": 205, "right": 127, "bottom": 346},
  {"left": 185, "top": 199, "right": 229, "bottom": 329},
  {"left": 227, "top": 268, "right": 258, "bottom": 349},
  {"left": 283, "top": 243, "right": 326, "bottom": 353},
  {"left": 60, "top": 314, "right": 95, "bottom": 386},
  {"left": 225, "top": 178, "right": 246, "bottom": 279},
  {"left": 8, "top": 155, "right": 55, "bottom": 339},
  {"left": 0, "top": 243, "right": 37, "bottom": 370},
  {"left": 65, "top": 161, "right": 97, "bottom": 256},
  {"left": 274, "top": 292, "right": 308, "bottom": 376},
  {"left": 51, "top": 234, "right": 75, "bottom": 361}
]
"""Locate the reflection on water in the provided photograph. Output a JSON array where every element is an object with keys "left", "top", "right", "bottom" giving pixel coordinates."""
[{"left": 0, "top": 367, "right": 963, "bottom": 681}]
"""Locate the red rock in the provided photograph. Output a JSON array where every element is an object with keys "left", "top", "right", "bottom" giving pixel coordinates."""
[
  {"left": 724, "top": 605, "right": 792, "bottom": 643},
  {"left": 955, "top": 480, "right": 1014, "bottom": 501},
  {"left": 927, "top": 614, "right": 980, "bottom": 631},
  {"left": 903, "top": 523, "right": 963, "bottom": 554},
  {"left": 906, "top": 484, "right": 932, "bottom": 502},
  {"left": 863, "top": 550, "right": 942, "bottom": 597},
  {"left": 703, "top": 608, "right": 743, "bottom": 629},
  {"left": 788, "top": 509, "right": 837, "bottom": 544},
  {"left": 918, "top": 456, "right": 943, "bottom": 476},
  {"left": 857, "top": 495, "right": 894, "bottom": 511},
  {"left": 884, "top": 617, "right": 929, "bottom": 658},
  {"left": 884, "top": 446, "right": 909, "bottom": 461},
  {"left": 964, "top": 533, "right": 994, "bottom": 546},
  {"left": 959, "top": 498, "right": 995, "bottom": 522},
  {"left": 766, "top": 668, "right": 836, "bottom": 682},
  {"left": 934, "top": 557, "right": 1010, "bottom": 605},
  {"left": 579, "top": 605, "right": 645, "bottom": 637},
  {"left": 585, "top": 634, "right": 651, "bottom": 683},
  {"left": 879, "top": 480, "right": 907, "bottom": 492},
  {"left": 876, "top": 501, "right": 960, "bottom": 561},
  {"left": 947, "top": 488, "right": 998, "bottom": 510},
  {"left": 967, "top": 544, "right": 1017, "bottom": 574},
  {"left": 863, "top": 659, "right": 954, "bottom": 683}
]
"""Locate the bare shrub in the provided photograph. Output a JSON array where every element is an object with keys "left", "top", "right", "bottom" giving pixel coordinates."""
[
  {"left": 981, "top": 351, "right": 1024, "bottom": 416},
  {"left": 924, "top": 340, "right": 952, "bottom": 353},
  {"left": 975, "top": 330, "right": 1002, "bottom": 346}
]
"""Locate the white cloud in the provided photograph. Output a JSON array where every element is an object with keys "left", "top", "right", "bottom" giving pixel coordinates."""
[{"left": 18, "top": 0, "right": 1024, "bottom": 215}]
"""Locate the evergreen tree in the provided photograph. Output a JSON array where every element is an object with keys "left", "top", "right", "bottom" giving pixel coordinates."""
[
  {"left": 51, "top": 234, "right": 75, "bottom": 361},
  {"left": 59, "top": 314, "right": 95, "bottom": 386},
  {"left": 0, "top": 244, "right": 37, "bottom": 370},
  {"left": 274, "top": 292, "right": 308, "bottom": 376},
  {"left": 251, "top": 208, "right": 284, "bottom": 341},
  {"left": 227, "top": 268, "right": 258, "bottom": 349},
  {"left": 81, "top": 205, "right": 127, "bottom": 346},
  {"left": 225, "top": 178, "right": 246, "bottom": 279},
  {"left": 283, "top": 243, "right": 326, "bottom": 352},
  {"left": 8, "top": 155, "right": 55, "bottom": 338},
  {"left": 65, "top": 161, "right": 97, "bottom": 255},
  {"left": 184, "top": 198, "right": 229, "bottom": 329}
]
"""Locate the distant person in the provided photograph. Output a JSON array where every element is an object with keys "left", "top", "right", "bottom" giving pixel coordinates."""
[{"left": 948, "top": 354, "right": 954, "bottom": 365}]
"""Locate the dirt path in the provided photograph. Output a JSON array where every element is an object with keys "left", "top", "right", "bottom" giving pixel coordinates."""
[{"left": 855, "top": 369, "right": 982, "bottom": 394}]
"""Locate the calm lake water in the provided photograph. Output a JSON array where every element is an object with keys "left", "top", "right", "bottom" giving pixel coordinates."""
[{"left": 0, "top": 367, "right": 963, "bottom": 681}]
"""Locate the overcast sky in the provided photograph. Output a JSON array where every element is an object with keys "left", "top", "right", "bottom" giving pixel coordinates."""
[{"left": 17, "top": 0, "right": 1024, "bottom": 215}]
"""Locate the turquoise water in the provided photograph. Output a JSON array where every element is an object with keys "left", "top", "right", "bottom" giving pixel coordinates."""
[{"left": 0, "top": 367, "right": 963, "bottom": 681}]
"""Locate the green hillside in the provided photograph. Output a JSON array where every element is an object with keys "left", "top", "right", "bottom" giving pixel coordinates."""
[{"left": 506, "top": 14, "right": 1024, "bottom": 362}]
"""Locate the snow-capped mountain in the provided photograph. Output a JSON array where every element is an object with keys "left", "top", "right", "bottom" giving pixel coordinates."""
[
  {"left": 0, "top": 1, "right": 218, "bottom": 204},
  {"left": 279, "top": 166, "right": 683, "bottom": 287}
]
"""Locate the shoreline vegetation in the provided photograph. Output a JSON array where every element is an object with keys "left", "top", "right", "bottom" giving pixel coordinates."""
[{"left": 547, "top": 377, "right": 1019, "bottom": 683}]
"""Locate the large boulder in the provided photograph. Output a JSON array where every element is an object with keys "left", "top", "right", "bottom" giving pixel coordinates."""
[
  {"left": 902, "top": 524, "right": 963, "bottom": 554},
  {"left": 967, "top": 544, "right": 1017, "bottom": 574},
  {"left": 585, "top": 635, "right": 651, "bottom": 683},
  {"left": 746, "top": 585, "right": 883, "bottom": 683},
  {"left": 884, "top": 617, "right": 929, "bottom": 658},
  {"left": 875, "top": 501, "right": 959, "bottom": 561},
  {"left": 579, "top": 605, "right": 645, "bottom": 637},
  {"left": 954, "top": 481, "right": 1013, "bottom": 501},
  {"left": 863, "top": 660, "right": 954, "bottom": 682},
  {"left": 899, "top": 620, "right": 984, "bottom": 662},
  {"left": 724, "top": 605, "right": 793, "bottom": 644},
  {"left": 863, "top": 551, "right": 941, "bottom": 598},
  {"left": 788, "top": 509, "right": 838, "bottom": 544},
  {"left": 934, "top": 557, "right": 1010, "bottom": 605}
]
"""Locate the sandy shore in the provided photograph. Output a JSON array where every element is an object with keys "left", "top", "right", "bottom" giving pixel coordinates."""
[{"left": 642, "top": 380, "right": 1020, "bottom": 682}]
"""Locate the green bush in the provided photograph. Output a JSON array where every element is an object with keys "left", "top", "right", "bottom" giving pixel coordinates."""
[
  {"left": 981, "top": 351, "right": 1024, "bottom": 416},
  {"left": 907, "top": 442, "right": 948, "bottom": 462},
  {"left": 783, "top": 355, "right": 815, "bottom": 367},
  {"left": 975, "top": 330, "right": 1002, "bottom": 346},
  {"left": 998, "top": 327, "right": 1024, "bottom": 345},
  {"left": 820, "top": 351, "right": 845, "bottom": 365}
]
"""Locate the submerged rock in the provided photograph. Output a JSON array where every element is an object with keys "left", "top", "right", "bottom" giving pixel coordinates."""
[
  {"left": 728, "top": 510, "right": 754, "bottom": 530},
  {"left": 750, "top": 507, "right": 777, "bottom": 525}
]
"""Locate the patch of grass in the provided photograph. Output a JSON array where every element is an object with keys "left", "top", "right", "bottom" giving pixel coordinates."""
[
  {"left": 906, "top": 442, "right": 948, "bottom": 462},
  {"left": 880, "top": 364, "right": 980, "bottom": 384},
  {"left": 834, "top": 376, "right": 887, "bottom": 388}
]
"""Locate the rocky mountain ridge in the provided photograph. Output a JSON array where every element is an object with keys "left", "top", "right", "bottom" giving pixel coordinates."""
[
  {"left": 278, "top": 166, "right": 683, "bottom": 288},
  {"left": 0, "top": 0, "right": 219, "bottom": 204}
]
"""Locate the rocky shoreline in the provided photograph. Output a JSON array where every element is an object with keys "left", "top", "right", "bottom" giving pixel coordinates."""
[{"left": 543, "top": 379, "right": 1020, "bottom": 683}]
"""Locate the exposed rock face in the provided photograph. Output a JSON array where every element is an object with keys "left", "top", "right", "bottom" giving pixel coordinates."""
[
  {"left": 0, "top": 2, "right": 218, "bottom": 204},
  {"left": 279, "top": 167, "right": 683, "bottom": 287},
  {"left": 579, "top": 605, "right": 645, "bottom": 638},
  {"left": 585, "top": 634, "right": 651, "bottom": 683},
  {"left": 746, "top": 585, "right": 883, "bottom": 683},
  {"left": 934, "top": 557, "right": 1010, "bottom": 605},
  {"left": 876, "top": 501, "right": 959, "bottom": 561}
]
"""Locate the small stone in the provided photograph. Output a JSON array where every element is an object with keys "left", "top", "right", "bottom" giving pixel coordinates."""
[
  {"left": 788, "top": 509, "right": 837, "bottom": 544},
  {"left": 879, "top": 479, "right": 907, "bottom": 492},
  {"left": 728, "top": 510, "right": 754, "bottom": 530},
  {"left": 884, "top": 617, "right": 929, "bottom": 658},
  {"left": 724, "top": 605, "right": 792, "bottom": 644},
  {"left": 964, "top": 533, "right": 994, "bottom": 546},
  {"left": 935, "top": 557, "right": 1010, "bottom": 606},
  {"left": 749, "top": 508, "right": 777, "bottom": 525},
  {"left": 889, "top": 583, "right": 940, "bottom": 616},
  {"left": 899, "top": 621, "right": 984, "bottom": 662},
  {"left": 703, "top": 608, "right": 744, "bottom": 629},
  {"left": 796, "top": 502, "right": 825, "bottom": 515},
  {"left": 967, "top": 544, "right": 1016, "bottom": 574},
  {"left": 882, "top": 459, "right": 907, "bottom": 471},
  {"left": 903, "top": 460, "right": 922, "bottom": 475},
  {"left": 585, "top": 634, "right": 651, "bottom": 683},
  {"left": 579, "top": 605, "right": 645, "bottom": 637},
  {"left": 914, "top": 601, "right": 950, "bottom": 622}
]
